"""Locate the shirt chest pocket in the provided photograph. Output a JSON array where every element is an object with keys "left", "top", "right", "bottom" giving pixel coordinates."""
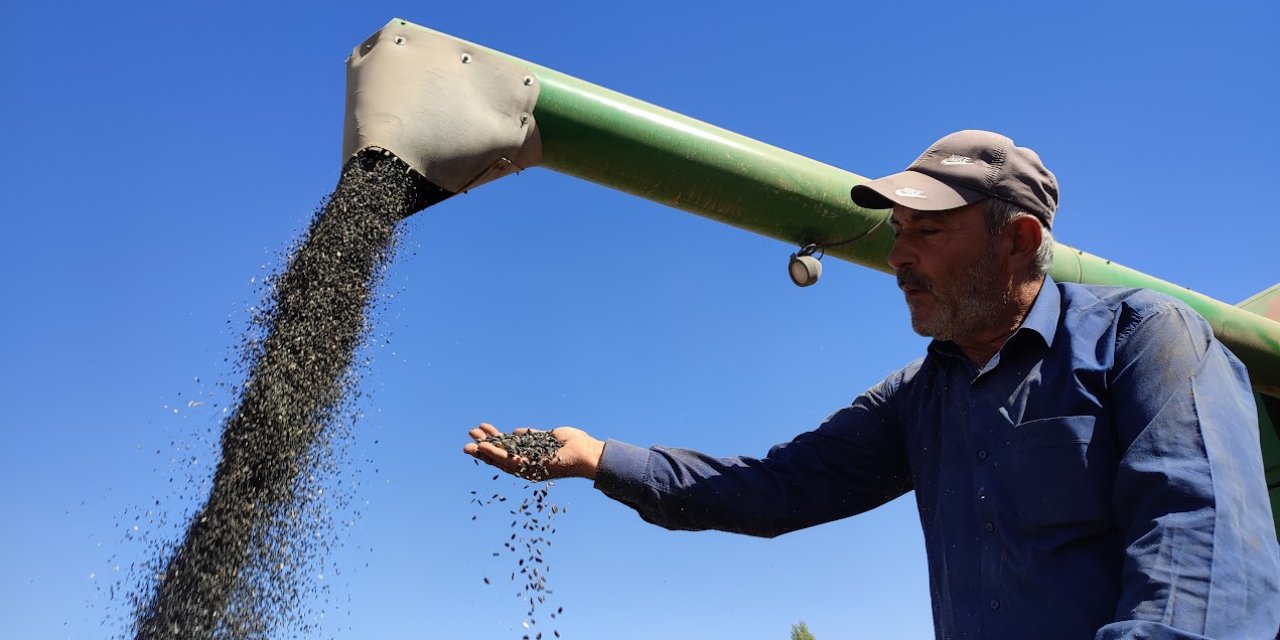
[{"left": 1009, "top": 415, "right": 1115, "bottom": 528}]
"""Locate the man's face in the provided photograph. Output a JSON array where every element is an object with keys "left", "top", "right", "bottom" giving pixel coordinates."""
[{"left": 887, "top": 201, "right": 1009, "bottom": 341}]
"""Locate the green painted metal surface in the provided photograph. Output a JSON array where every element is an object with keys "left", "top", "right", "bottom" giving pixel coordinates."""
[
  {"left": 531, "top": 68, "right": 897, "bottom": 271},
  {"left": 1239, "top": 284, "right": 1280, "bottom": 323}
]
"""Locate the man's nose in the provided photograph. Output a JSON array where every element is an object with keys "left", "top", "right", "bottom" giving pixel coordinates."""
[{"left": 887, "top": 237, "right": 914, "bottom": 271}]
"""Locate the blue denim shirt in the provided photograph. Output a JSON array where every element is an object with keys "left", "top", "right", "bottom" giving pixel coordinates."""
[{"left": 595, "top": 278, "right": 1280, "bottom": 639}]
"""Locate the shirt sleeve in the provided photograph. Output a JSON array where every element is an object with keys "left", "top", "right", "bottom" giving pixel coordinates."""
[
  {"left": 592, "top": 375, "right": 913, "bottom": 538},
  {"left": 1096, "top": 301, "right": 1280, "bottom": 640}
]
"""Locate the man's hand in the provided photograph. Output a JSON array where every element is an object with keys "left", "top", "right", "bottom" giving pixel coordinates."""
[{"left": 464, "top": 423, "right": 606, "bottom": 481}]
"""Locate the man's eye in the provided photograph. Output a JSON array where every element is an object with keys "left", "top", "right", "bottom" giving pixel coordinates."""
[{"left": 919, "top": 228, "right": 941, "bottom": 236}]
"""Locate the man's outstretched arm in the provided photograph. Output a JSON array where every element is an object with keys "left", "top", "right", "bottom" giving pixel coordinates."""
[{"left": 463, "top": 379, "right": 912, "bottom": 539}]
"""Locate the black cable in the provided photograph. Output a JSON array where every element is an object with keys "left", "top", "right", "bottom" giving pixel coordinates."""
[{"left": 796, "top": 211, "right": 891, "bottom": 258}]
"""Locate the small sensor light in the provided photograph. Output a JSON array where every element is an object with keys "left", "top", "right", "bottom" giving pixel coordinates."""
[{"left": 789, "top": 248, "right": 822, "bottom": 287}]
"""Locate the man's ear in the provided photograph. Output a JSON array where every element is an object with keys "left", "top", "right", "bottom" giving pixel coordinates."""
[{"left": 1005, "top": 214, "right": 1044, "bottom": 270}]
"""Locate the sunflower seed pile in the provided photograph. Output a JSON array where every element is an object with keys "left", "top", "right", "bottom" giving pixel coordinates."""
[
  {"left": 486, "top": 431, "right": 565, "bottom": 481},
  {"left": 130, "top": 150, "right": 442, "bottom": 640},
  {"left": 473, "top": 431, "right": 567, "bottom": 639}
]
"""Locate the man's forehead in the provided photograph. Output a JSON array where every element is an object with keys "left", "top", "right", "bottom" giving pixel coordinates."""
[
  {"left": 890, "top": 206, "right": 948, "bottom": 225},
  {"left": 891, "top": 201, "right": 984, "bottom": 225}
]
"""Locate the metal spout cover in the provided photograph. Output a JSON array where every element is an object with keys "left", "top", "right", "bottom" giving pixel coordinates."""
[{"left": 342, "top": 20, "right": 544, "bottom": 193}]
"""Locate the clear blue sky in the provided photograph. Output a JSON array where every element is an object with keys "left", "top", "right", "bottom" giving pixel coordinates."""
[{"left": 2, "top": 2, "right": 1277, "bottom": 639}]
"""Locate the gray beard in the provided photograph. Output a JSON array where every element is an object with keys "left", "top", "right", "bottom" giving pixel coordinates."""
[{"left": 907, "top": 243, "right": 1009, "bottom": 342}]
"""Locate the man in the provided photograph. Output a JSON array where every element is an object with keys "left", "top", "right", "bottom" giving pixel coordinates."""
[{"left": 465, "top": 130, "right": 1280, "bottom": 639}]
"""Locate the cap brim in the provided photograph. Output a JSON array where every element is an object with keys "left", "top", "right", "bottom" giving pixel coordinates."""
[{"left": 850, "top": 170, "right": 986, "bottom": 211}]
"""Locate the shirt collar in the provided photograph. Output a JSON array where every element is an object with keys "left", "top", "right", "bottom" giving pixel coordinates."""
[
  {"left": 1019, "top": 274, "right": 1059, "bottom": 349},
  {"left": 926, "top": 275, "right": 1060, "bottom": 360}
]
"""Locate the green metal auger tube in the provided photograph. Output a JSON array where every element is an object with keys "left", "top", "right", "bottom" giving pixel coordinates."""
[{"left": 343, "top": 19, "right": 1280, "bottom": 398}]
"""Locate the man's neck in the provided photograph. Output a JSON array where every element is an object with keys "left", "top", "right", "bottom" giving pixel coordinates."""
[{"left": 954, "top": 275, "right": 1046, "bottom": 368}]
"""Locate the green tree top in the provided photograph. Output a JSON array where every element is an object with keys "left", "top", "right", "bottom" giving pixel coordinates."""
[{"left": 791, "top": 621, "right": 816, "bottom": 640}]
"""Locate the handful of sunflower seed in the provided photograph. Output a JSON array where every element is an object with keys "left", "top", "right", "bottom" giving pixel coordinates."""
[{"left": 484, "top": 431, "right": 564, "bottom": 481}]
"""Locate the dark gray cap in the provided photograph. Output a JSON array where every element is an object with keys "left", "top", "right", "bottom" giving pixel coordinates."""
[{"left": 849, "top": 130, "right": 1059, "bottom": 228}]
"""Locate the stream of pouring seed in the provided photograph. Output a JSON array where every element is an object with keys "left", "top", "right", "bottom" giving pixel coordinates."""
[{"left": 133, "top": 151, "right": 436, "bottom": 640}]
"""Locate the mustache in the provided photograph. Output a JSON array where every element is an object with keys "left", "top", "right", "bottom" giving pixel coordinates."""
[{"left": 896, "top": 270, "right": 933, "bottom": 292}]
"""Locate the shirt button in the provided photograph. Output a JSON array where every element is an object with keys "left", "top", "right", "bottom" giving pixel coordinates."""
[
  {"left": 984, "top": 522, "right": 995, "bottom": 533},
  {"left": 977, "top": 449, "right": 989, "bottom": 461},
  {"left": 989, "top": 599, "right": 1001, "bottom": 611}
]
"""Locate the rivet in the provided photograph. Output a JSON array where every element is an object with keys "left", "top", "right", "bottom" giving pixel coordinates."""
[
  {"left": 461, "top": 53, "right": 472, "bottom": 63},
  {"left": 523, "top": 76, "right": 534, "bottom": 86},
  {"left": 393, "top": 35, "right": 406, "bottom": 45},
  {"left": 520, "top": 113, "right": 530, "bottom": 125}
]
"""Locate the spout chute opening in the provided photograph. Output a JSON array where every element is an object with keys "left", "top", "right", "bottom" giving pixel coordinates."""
[{"left": 341, "top": 148, "right": 455, "bottom": 218}]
